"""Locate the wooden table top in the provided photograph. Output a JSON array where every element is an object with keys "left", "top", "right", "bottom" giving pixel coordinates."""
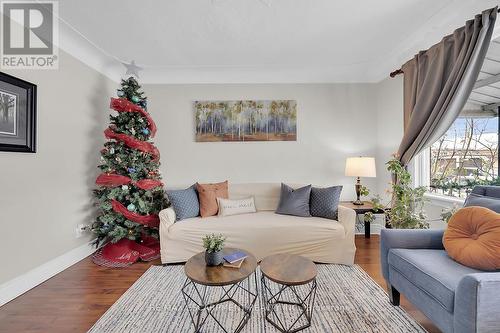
[
  {"left": 260, "top": 254, "right": 317, "bottom": 286},
  {"left": 184, "top": 248, "right": 257, "bottom": 286}
]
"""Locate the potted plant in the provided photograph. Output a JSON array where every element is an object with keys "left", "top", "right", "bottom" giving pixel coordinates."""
[
  {"left": 367, "top": 157, "right": 429, "bottom": 229},
  {"left": 386, "top": 158, "right": 428, "bottom": 229},
  {"left": 202, "top": 233, "right": 226, "bottom": 266}
]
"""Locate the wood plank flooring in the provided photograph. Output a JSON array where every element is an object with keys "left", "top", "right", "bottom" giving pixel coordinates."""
[{"left": 0, "top": 235, "right": 440, "bottom": 333}]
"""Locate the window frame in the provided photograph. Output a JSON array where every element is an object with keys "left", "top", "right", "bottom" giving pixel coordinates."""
[{"left": 413, "top": 106, "right": 500, "bottom": 200}]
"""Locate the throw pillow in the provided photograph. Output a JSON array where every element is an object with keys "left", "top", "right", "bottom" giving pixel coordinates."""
[
  {"left": 443, "top": 206, "right": 500, "bottom": 271},
  {"left": 276, "top": 183, "right": 312, "bottom": 217},
  {"left": 197, "top": 181, "right": 229, "bottom": 217},
  {"left": 464, "top": 193, "right": 500, "bottom": 213},
  {"left": 166, "top": 184, "right": 199, "bottom": 221},
  {"left": 217, "top": 197, "right": 257, "bottom": 217},
  {"left": 310, "top": 185, "right": 343, "bottom": 220}
]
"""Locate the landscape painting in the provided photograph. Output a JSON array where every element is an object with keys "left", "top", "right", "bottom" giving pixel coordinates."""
[{"left": 194, "top": 100, "right": 297, "bottom": 142}]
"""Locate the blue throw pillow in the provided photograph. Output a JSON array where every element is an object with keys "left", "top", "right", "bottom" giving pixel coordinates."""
[
  {"left": 166, "top": 184, "right": 200, "bottom": 221},
  {"left": 276, "top": 183, "right": 312, "bottom": 217},
  {"left": 464, "top": 193, "right": 500, "bottom": 213},
  {"left": 310, "top": 185, "right": 343, "bottom": 220}
]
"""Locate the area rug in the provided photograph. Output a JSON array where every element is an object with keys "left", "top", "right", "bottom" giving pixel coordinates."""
[{"left": 88, "top": 264, "right": 426, "bottom": 332}]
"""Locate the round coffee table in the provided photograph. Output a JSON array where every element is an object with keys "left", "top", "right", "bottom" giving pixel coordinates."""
[
  {"left": 181, "top": 248, "right": 258, "bottom": 333},
  {"left": 260, "top": 254, "right": 317, "bottom": 333}
]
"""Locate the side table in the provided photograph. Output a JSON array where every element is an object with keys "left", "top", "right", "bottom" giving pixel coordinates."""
[
  {"left": 340, "top": 201, "right": 385, "bottom": 238},
  {"left": 182, "top": 247, "right": 258, "bottom": 333},
  {"left": 260, "top": 254, "right": 317, "bottom": 333}
]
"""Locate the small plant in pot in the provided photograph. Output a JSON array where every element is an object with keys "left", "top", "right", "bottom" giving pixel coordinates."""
[{"left": 202, "top": 233, "right": 226, "bottom": 266}]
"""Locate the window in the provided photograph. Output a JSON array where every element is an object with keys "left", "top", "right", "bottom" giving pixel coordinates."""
[{"left": 429, "top": 115, "right": 499, "bottom": 198}]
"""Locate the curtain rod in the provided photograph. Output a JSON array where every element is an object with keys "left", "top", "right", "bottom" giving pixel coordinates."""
[{"left": 389, "top": 7, "right": 500, "bottom": 78}]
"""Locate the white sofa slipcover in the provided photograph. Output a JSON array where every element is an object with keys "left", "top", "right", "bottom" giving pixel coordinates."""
[{"left": 159, "top": 183, "right": 356, "bottom": 265}]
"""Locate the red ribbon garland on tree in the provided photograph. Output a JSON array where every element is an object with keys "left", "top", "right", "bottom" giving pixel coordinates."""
[
  {"left": 110, "top": 98, "right": 157, "bottom": 137},
  {"left": 104, "top": 128, "right": 160, "bottom": 161},
  {"left": 96, "top": 173, "right": 162, "bottom": 190},
  {"left": 111, "top": 199, "right": 160, "bottom": 228}
]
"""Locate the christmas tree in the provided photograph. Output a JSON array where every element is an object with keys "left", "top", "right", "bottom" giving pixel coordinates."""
[{"left": 92, "top": 76, "right": 169, "bottom": 267}]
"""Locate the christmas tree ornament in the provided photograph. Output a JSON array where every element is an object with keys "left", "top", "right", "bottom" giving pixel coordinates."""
[
  {"left": 142, "top": 128, "right": 150, "bottom": 135},
  {"left": 92, "top": 76, "right": 169, "bottom": 268}
]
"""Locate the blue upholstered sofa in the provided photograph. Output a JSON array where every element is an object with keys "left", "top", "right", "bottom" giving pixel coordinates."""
[{"left": 380, "top": 186, "right": 500, "bottom": 333}]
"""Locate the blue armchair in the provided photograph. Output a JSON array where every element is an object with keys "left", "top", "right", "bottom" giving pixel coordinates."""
[{"left": 380, "top": 186, "right": 500, "bottom": 333}]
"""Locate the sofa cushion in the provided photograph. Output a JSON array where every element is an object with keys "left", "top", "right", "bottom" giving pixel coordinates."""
[
  {"left": 310, "top": 185, "right": 342, "bottom": 220},
  {"left": 166, "top": 184, "right": 199, "bottom": 221},
  {"left": 276, "top": 183, "right": 311, "bottom": 217},
  {"left": 217, "top": 197, "right": 256, "bottom": 217},
  {"left": 464, "top": 193, "right": 500, "bottom": 213},
  {"left": 388, "top": 249, "right": 481, "bottom": 313},
  {"left": 444, "top": 206, "right": 500, "bottom": 271},
  {"left": 196, "top": 181, "right": 229, "bottom": 217}
]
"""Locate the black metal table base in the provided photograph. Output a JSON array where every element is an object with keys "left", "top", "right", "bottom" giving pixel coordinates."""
[
  {"left": 181, "top": 271, "right": 258, "bottom": 333},
  {"left": 260, "top": 275, "right": 317, "bottom": 333}
]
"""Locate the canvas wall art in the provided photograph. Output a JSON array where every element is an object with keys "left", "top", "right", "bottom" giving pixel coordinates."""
[{"left": 194, "top": 100, "right": 297, "bottom": 142}]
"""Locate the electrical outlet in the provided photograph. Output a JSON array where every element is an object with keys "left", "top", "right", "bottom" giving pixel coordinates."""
[{"left": 75, "top": 224, "right": 88, "bottom": 238}]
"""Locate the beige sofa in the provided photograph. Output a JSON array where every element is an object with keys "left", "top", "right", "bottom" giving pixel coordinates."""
[{"left": 159, "top": 183, "right": 357, "bottom": 265}]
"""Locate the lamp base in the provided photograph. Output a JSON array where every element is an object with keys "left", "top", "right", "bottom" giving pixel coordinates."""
[{"left": 352, "top": 199, "right": 364, "bottom": 205}]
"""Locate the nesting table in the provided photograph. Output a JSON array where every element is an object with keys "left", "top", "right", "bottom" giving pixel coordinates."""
[
  {"left": 260, "top": 254, "right": 318, "bottom": 333},
  {"left": 182, "top": 250, "right": 317, "bottom": 333},
  {"left": 182, "top": 248, "right": 258, "bottom": 333}
]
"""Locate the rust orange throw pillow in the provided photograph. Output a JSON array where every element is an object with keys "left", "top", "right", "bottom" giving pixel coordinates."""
[
  {"left": 443, "top": 206, "right": 500, "bottom": 271},
  {"left": 196, "top": 181, "right": 229, "bottom": 217}
]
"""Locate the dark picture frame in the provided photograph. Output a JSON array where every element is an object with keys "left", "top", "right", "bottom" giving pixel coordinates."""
[{"left": 0, "top": 72, "right": 36, "bottom": 153}]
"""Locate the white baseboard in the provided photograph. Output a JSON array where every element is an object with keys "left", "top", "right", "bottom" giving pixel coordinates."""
[{"left": 0, "top": 240, "right": 96, "bottom": 307}]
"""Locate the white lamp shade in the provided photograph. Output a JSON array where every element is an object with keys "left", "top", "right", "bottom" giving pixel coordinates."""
[{"left": 345, "top": 157, "right": 376, "bottom": 177}]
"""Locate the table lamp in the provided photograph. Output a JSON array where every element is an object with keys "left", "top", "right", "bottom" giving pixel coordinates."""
[{"left": 345, "top": 157, "right": 376, "bottom": 205}]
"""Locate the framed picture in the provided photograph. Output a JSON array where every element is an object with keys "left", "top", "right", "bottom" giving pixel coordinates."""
[
  {"left": 0, "top": 72, "right": 36, "bottom": 152},
  {"left": 194, "top": 100, "right": 297, "bottom": 142}
]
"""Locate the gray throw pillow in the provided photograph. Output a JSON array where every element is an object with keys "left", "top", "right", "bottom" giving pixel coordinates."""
[
  {"left": 276, "top": 183, "right": 312, "bottom": 217},
  {"left": 464, "top": 193, "right": 500, "bottom": 213},
  {"left": 310, "top": 185, "right": 343, "bottom": 220},
  {"left": 166, "top": 184, "right": 200, "bottom": 221}
]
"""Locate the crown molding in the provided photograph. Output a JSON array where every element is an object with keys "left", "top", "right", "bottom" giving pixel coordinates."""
[{"left": 56, "top": 18, "right": 122, "bottom": 83}]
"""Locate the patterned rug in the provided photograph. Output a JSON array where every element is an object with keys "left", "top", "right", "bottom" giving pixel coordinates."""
[{"left": 88, "top": 265, "right": 426, "bottom": 332}]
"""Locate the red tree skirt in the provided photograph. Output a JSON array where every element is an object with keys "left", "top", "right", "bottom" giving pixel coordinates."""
[
  {"left": 92, "top": 236, "right": 160, "bottom": 268},
  {"left": 109, "top": 97, "right": 157, "bottom": 137}
]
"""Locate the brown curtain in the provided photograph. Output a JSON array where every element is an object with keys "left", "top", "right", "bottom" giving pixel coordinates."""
[{"left": 397, "top": 7, "right": 497, "bottom": 166}]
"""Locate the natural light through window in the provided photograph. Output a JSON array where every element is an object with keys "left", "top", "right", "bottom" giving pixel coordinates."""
[{"left": 429, "top": 115, "right": 499, "bottom": 198}]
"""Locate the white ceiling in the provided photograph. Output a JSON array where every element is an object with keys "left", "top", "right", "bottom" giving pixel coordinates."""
[{"left": 55, "top": 0, "right": 500, "bottom": 83}]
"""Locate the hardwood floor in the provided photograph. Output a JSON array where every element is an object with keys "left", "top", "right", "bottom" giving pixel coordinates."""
[{"left": 0, "top": 235, "right": 440, "bottom": 333}]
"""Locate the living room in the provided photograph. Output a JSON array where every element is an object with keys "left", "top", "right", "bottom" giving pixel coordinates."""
[{"left": 1, "top": 1, "right": 500, "bottom": 332}]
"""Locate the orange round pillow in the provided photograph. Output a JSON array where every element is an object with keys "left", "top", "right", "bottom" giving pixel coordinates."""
[{"left": 443, "top": 206, "right": 500, "bottom": 271}]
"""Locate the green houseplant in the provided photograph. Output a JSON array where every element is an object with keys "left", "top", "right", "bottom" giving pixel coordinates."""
[
  {"left": 202, "top": 233, "right": 226, "bottom": 266},
  {"left": 385, "top": 157, "right": 429, "bottom": 229}
]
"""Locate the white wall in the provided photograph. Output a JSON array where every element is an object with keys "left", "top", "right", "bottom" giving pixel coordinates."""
[
  {"left": 145, "top": 84, "right": 379, "bottom": 200},
  {"left": 0, "top": 50, "right": 116, "bottom": 285},
  {"left": 375, "top": 76, "right": 404, "bottom": 201}
]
